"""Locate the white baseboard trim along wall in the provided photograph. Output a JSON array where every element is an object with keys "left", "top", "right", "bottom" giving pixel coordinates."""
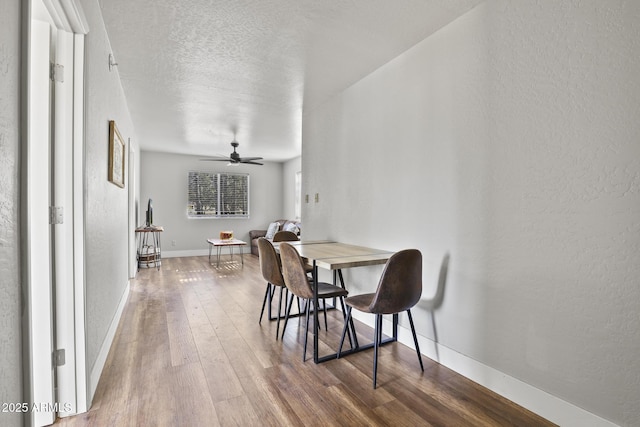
[
  {"left": 89, "top": 281, "right": 130, "bottom": 402},
  {"left": 162, "top": 249, "right": 210, "bottom": 258},
  {"left": 349, "top": 311, "right": 618, "bottom": 427}
]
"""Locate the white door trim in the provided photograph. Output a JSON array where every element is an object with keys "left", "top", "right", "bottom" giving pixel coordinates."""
[
  {"left": 24, "top": 0, "right": 89, "bottom": 424},
  {"left": 71, "top": 32, "right": 88, "bottom": 414},
  {"left": 42, "top": 0, "right": 89, "bottom": 33},
  {"left": 129, "top": 144, "right": 137, "bottom": 278},
  {"left": 25, "top": 15, "right": 56, "bottom": 427}
]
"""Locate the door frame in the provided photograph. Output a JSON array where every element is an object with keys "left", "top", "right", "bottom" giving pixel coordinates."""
[
  {"left": 22, "top": 0, "right": 89, "bottom": 425},
  {"left": 23, "top": 13, "right": 56, "bottom": 427}
]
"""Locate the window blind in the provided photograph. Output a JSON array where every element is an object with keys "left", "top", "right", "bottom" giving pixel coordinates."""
[{"left": 187, "top": 171, "right": 249, "bottom": 218}]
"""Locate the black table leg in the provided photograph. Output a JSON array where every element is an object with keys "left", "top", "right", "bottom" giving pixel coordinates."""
[{"left": 313, "top": 260, "right": 319, "bottom": 363}]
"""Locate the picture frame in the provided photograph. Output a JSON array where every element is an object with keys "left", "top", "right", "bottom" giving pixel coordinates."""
[{"left": 108, "top": 120, "right": 126, "bottom": 188}]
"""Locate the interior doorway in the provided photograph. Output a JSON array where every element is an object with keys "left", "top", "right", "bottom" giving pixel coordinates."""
[{"left": 23, "top": 0, "right": 89, "bottom": 425}]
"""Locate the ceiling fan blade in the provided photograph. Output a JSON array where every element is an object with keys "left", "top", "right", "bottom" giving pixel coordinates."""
[{"left": 201, "top": 142, "right": 263, "bottom": 165}]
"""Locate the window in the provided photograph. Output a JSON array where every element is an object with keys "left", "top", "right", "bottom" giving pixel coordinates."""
[
  {"left": 187, "top": 171, "right": 249, "bottom": 218},
  {"left": 294, "top": 171, "right": 301, "bottom": 220}
]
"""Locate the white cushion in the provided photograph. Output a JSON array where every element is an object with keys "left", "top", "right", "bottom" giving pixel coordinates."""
[
  {"left": 265, "top": 222, "right": 280, "bottom": 240},
  {"left": 284, "top": 222, "right": 299, "bottom": 235}
]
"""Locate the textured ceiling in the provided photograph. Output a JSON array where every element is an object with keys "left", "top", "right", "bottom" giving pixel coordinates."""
[{"left": 100, "top": 0, "right": 483, "bottom": 161}]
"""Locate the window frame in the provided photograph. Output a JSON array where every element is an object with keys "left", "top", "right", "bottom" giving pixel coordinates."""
[
  {"left": 187, "top": 171, "right": 250, "bottom": 219},
  {"left": 294, "top": 170, "right": 302, "bottom": 220}
]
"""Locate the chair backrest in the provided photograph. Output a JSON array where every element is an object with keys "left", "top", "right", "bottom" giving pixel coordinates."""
[
  {"left": 273, "top": 230, "right": 299, "bottom": 242},
  {"left": 257, "top": 237, "right": 285, "bottom": 287},
  {"left": 279, "top": 243, "right": 314, "bottom": 299},
  {"left": 369, "top": 249, "right": 422, "bottom": 314}
]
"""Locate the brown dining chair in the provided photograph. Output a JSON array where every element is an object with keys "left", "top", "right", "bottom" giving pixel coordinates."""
[
  {"left": 273, "top": 229, "right": 314, "bottom": 276},
  {"left": 257, "top": 237, "right": 290, "bottom": 339},
  {"left": 279, "top": 242, "right": 352, "bottom": 361},
  {"left": 338, "top": 249, "right": 424, "bottom": 388},
  {"left": 272, "top": 230, "right": 299, "bottom": 242},
  {"left": 272, "top": 228, "right": 309, "bottom": 311}
]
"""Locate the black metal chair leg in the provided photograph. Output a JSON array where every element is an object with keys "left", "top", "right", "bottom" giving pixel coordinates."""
[
  {"left": 282, "top": 288, "right": 290, "bottom": 317},
  {"left": 407, "top": 309, "right": 424, "bottom": 371},
  {"left": 303, "top": 298, "right": 311, "bottom": 362},
  {"left": 281, "top": 292, "right": 295, "bottom": 340},
  {"left": 275, "top": 286, "right": 284, "bottom": 340},
  {"left": 313, "top": 299, "right": 322, "bottom": 331},
  {"left": 259, "top": 283, "right": 271, "bottom": 323},
  {"left": 373, "top": 314, "right": 382, "bottom": 389},
  {"left": 350, "top": 312, "right": 359, "bottom": 349},
  {"left": 323, "top": 299, "right": 328, "bottom": 331},
  {"left": 267, "top": 283, "right": 274, "bottom": 320}
]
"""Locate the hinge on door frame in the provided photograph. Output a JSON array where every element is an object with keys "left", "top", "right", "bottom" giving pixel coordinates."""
[
  {"left": 50, "top": 62, "right": 64, "bottom": 83},
  {"left": 49, "top": 206, "right": 64, "bottom": 225},
  {"left": 53, "top": 349, "right": 66, "bottom": 367}
]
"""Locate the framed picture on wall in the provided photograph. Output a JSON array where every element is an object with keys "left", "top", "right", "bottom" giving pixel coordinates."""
[{"left": 108, "top": 120, "right": 125, "bottom": 188}]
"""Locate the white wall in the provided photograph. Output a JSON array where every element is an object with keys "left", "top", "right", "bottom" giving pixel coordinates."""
[
  {"left": 283, "top": 156, "right": 302, "bottom": 220},
  {"left": 140, "top": 151, "right": 284, "bottom": 256},
  {"left": 302, "top": 1, "right": 640, "bottom": 426},
  {"left": 0, "top": 1, "right": 22, "bottom": 426},
  {"left": 80, "top": 0, "right": 139, "bottom": 395}
]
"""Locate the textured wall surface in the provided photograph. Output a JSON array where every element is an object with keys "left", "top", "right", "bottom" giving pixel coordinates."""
[
  {"left": 302, "top": 1, "right": 640, "bottom": 425},
  {"left": 0, "top": 0, "right": 23, "bottom": 426},
  {"left": 80, "top": 0, "right": 139, "bottom": 389}
]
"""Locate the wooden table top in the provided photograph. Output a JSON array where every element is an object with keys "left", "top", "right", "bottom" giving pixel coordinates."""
[
  {"left": 136, "top": 226, "right": 164, "bottom": 232},
  {"left": 207, "top": 238, "right": 247, "bottom": 246},
  {"left": 275, "top": 241, "right": 394, "bottom": 270}
]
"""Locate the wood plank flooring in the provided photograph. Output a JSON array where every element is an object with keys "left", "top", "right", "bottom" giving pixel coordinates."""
[{"left": 55, "top": 255, "right": 555, "bottom": 426}]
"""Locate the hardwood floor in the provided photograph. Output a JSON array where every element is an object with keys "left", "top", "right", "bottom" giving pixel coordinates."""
[{"left": 55, "top": 255, "right": 555, "bottom": 426}]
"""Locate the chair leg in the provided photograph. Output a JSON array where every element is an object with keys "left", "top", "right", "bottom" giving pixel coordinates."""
[
  {"left": 313, "top": 299, "right": 322, "bottom": 331},
  {"left": 337, "top": 305, "right": 352, "bottom": 357},
  {"left": 303, "top": 298, "right": 311, "bottom": 362},
  {"left": 259, "top": 283, "right": 271, "bottom": 324},
  {"left": 323, "top": 299, "right": 328, "bottom": 331},
  {"left": 350, "top": 311, "right": 359, "bottom": 349},
  {"left": 281, "top": 292, "right": 295, "bottom": 340},
  {"left": 407, "top": 309, "right": 424, "bottom": 371},
  {"left": 373, "top": 314, "right": 382, "bottom": 389},
  {"left": 281, "top": 288, "right": 289, "bottom": 318},
  {"left": 266, "top": 283, "right": 277, "bottom": 321},
  {"left": 275, "top": 286, "right": 284, "bottom": 340}
]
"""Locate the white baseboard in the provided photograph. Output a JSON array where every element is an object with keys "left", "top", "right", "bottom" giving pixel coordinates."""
[
  {"left": 162, "top": 249, "right": 209, "bottom": 258},
  {"left": 89, "top": 281, "right": 130, "bottom": 403},
  {"left": 349, "top": 311, "right": 618, "bottom": 427},
  {"left": 162, "top": 248, "right": 250, "bottom": 258}
]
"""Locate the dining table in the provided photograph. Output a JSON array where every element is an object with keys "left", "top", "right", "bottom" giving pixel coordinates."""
[{"left": 274, "top": 240, "right": 398, "bottom": 364}]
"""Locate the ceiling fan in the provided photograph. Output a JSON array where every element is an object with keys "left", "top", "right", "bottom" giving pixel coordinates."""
[{"left": 201, "top": 140, "right": 264, "bottom": 165}]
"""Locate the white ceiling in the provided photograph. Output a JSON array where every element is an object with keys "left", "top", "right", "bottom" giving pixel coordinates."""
[{"left": 100, "top": 0, "right": 482, "bottom": 162}]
